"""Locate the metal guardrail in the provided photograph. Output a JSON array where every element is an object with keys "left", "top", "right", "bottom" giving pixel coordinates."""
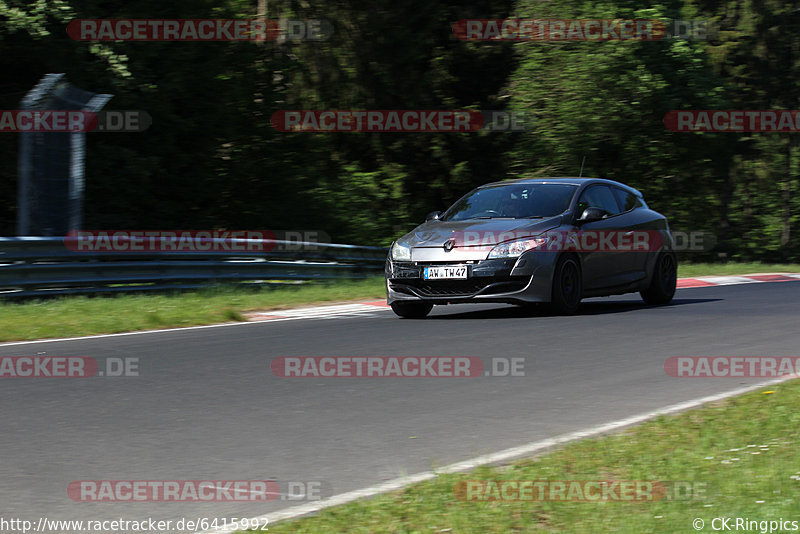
[{"left": 0, "top": 237, "right": 389, "bottom": 298}]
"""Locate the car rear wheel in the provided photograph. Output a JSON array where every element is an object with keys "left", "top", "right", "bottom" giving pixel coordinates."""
[
  {"left": 641, "top": 252, "right": 677, "bottom": 305},
  {"left": 390, "top": 301, "right": 433, "bottom": 319},
  {"left": 551, "top": 256, "right": 582, "bottom": 315}
]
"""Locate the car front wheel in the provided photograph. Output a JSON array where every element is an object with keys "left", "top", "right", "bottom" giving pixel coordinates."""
[
  {"left": 551, "top": 256, "right": 582, "bottom": 315},
  {"left": 641, "top": 252, "right": 677, "bottom": 305},
  {"left": 390, "top": 301, "right": 433, "bottom": 319}
]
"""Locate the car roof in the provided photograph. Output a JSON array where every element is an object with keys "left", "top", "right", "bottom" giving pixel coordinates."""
[{"left": 479, "top": 177, "right": 644, "bottom": 198}]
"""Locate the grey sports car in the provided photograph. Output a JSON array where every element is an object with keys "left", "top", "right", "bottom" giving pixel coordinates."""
[{"left": 385, "top": 177, "right": 677, "bottom": 318}]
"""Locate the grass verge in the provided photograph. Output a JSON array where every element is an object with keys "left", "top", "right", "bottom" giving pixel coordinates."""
[
  {"left": 0, "top": 277, "right": 385, "bottom": 342},
  {"left": 678, "top": 262, "right": 800, "bottom": 278},
  {"left": 259, "top": 380, "right": 800, "bottom": 533}
]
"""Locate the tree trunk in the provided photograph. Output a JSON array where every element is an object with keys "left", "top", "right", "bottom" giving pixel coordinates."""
[{"left": 781, "top": 136, "right": 792, "bottom": 253}]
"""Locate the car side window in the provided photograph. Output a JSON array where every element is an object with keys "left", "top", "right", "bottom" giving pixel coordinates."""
[
  {"left": 612, "top": 188, "right": 639, "bottom": 212},
  {"left": 576, "top": 186, "right": 622, "bottom": 217}
]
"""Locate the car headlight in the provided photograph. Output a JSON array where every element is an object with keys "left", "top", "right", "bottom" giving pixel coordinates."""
[
  {"left": 391, "top": 241, "right": 412, "bottom": 262},
  {"left": 487, "top": 236, "right": 548, "bottom": 259}
]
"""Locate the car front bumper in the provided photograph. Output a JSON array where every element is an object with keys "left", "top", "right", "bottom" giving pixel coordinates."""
[{"left": 385, "top": 251, "right": 558, "bottom": 305}]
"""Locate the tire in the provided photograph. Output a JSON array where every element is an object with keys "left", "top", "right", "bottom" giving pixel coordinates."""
[
  {"left": 551, "top": 255, "right": 582, "bottom": 315},
  {"left": 641, "top": 252, "right": 677, "bottom": 305},
  {"left": 391, "top": 301, "right": 433, "bottom": 319}
]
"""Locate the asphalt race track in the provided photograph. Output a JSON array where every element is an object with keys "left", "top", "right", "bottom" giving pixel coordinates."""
[{"left": 1, "top": 281, "right": 798, "bottom": 530}]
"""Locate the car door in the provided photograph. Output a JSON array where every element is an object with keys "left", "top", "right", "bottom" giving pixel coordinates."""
[
  {"left": 574, "top": 185, "right": 633, "bottom": 289},
  {"left": 611, "top": 187, "right": 650, "bottom": 280}
]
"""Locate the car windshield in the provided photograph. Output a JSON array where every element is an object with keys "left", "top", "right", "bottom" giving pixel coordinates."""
[{"left": 440, "top": 183, "right": 577, "bottom": 221}]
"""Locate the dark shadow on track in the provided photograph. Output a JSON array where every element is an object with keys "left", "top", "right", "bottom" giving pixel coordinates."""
[{"left": 424, "top": 298, "right": 722, "bottom": 320}]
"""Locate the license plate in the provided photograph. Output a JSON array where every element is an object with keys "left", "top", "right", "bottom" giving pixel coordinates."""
[{"left": 424, "top": 265, "right": 468, "bottom": 280}]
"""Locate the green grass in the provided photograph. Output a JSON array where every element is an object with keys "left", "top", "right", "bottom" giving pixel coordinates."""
[
  {"left": 259, "top": 380, "right": 800, "bottom": 533},
  {"left": 1, "top": 262, "right": 798, "bottom": 343},
  {"left": 0, "top": 278, "right": 385, "bottom": 342},
  {"left": 678, "top": 262, "right": 800, "bottom": 278}
]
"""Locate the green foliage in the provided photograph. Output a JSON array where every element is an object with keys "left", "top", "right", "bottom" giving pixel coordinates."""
[
  {"left": 0, "top": 0, "right": 797, "bottom": 258},
  {"left": 506, "top": 0, "right": 798, "bottom": 259}
]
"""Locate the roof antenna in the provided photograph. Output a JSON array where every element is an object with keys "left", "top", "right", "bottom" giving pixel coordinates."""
[{"left": 578, "top": 155, "right": 586, "bottom": 177}]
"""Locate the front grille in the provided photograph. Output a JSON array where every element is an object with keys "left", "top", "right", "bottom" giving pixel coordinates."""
[
  {"left": 391, "top": 276, "right": 528, "bottom": 297},
  {"left": 416, "top": 281, "right": 488, "bottom": 297}
]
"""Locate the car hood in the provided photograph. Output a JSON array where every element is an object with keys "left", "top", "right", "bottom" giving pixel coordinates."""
[{"left": 399, "top": 216, "right": 564, "bottom": 248}]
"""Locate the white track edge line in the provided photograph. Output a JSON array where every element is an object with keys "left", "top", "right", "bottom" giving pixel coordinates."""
[
  {"left": 2, "top": 274, "right": 795, "bottom": 347},
  {"left": 0, "top": 273, "right": 800, "bottom": 347},
  {"left": 0, "top": 305, "right": 389, "bottom": 347},
  {"left": 199, "top": 375, "right": 793, "bottom": 534}
]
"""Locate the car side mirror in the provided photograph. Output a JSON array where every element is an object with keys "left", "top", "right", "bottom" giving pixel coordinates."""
[
  {"left": 578, "top": 207, "right": 606, "bottom": 224},
  {"left": 426, "top": 211, "right": 442, "bottom": 221}
]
